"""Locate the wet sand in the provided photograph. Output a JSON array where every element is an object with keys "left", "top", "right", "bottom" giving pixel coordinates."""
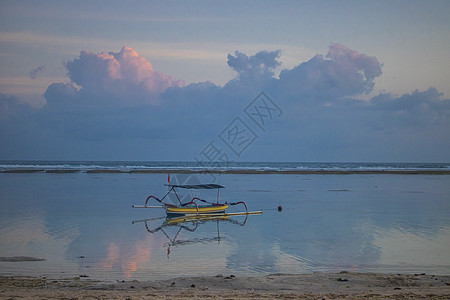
[
  {"left": 2, "top": 168, "right": 450, "bottom": 175},
  {"left": 1, "top": 272, "right": 449, "bottom": 299}
]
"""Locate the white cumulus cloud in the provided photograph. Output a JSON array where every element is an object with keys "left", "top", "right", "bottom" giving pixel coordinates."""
[{"left": 63, "top": 46, "right": 184, "bottom": 105}]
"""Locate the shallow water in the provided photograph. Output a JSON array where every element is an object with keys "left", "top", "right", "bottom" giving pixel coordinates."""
[{"left": 0, "top": 172, "right": 449, "bottom": 280}]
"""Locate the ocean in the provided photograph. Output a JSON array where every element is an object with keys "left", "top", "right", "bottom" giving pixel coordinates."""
[
  {"left": 1, "top": 160, "right": 449, "bottom": 172},
  {"left": 0, "top": 161, "right": 449, "bottom": 281}
]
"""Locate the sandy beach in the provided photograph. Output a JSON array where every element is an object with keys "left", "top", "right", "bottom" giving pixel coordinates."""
[{"left": 1, "top": 272, "right": 449, "bottom": 299}]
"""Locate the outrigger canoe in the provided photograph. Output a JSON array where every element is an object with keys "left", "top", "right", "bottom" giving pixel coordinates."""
[
  {"left": 166, "top": 203, "right": 229, "bottom": 215},
  {"left": 133, "top": 182, "right": 256, "bottom": 216}
]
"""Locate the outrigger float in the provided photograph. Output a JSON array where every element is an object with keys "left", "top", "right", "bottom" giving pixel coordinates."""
[{"left": 133, "top": 182, "right": 262, "bottom": 217}]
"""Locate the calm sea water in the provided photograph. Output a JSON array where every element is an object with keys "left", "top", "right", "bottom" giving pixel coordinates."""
[{"left": 0, "top": 162, "right": 449, "bottom": 280}]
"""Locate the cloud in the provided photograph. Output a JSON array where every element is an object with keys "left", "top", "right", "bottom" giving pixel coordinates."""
[
  {"left": 0, "top": 93, "right": 31, "bottom": 121},
  {"left": 64, "top": 46, "right": 184, "bottom": 105},
  {"left": 371, "top": 88, "right": 450, "bottom": 126},
  {"left": 36, "top": 46, "right": 188, "bottom": 143},
  {"left": 1, "top": 44, "right": 449, "bottom": 161},
  {"left": 43, "top": 83, "right": 78, "bottom": 107},
  {"left": 227, "top": 50, "right": 281, "bottom": 80},
  {"left": 278, "top": 43, "right": 382, "bottom": 99},
  {"left": 224, "top": 50, "right": 281, "bottom": 94},
  {"left": 29, "top": 65, "right": 45, "bottom": 79}
]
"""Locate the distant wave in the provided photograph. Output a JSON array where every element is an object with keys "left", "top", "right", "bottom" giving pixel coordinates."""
[{"left": 0, "top": 161, "right": 449, "bottom": 173}]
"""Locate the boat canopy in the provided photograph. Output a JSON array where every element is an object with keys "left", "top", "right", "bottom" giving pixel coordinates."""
[{"left": 164, "top": 183, "right": 225, "bottom": 189}]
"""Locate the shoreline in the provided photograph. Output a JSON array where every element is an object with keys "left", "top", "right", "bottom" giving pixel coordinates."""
[
  {"left": 1, "top": 272, "right": 449, "bottom": 299},
  {"left": 2, "top": 168, "right": 450, "bottom": 175}
]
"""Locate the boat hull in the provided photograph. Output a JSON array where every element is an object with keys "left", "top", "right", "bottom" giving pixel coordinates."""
[{"left": 166, "top": 204, "right": 229, "bottom": 215}]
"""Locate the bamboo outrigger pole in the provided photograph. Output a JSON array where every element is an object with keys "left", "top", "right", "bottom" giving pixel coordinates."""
[{"left": 181, "top": 211, "right": 262, "bottom": 217}]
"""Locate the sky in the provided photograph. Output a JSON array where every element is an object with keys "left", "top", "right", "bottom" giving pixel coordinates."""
[{"left": 0, "top": 0, "right": 449, "bottom": 162}]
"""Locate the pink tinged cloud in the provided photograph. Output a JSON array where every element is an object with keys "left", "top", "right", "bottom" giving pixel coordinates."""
[
  {"left": 327, "top": 43, "right": 382, "bottom": 80},
  {"left": 279, "top": 43, "right": 383, "bottom": 98},
  {"left": 65, "top": 46, "right": 184, "bottom": 104}
]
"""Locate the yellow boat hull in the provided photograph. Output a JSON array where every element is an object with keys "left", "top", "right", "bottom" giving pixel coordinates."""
[{"left": 166, "top": 204, "right": 229, "bottom": 215}]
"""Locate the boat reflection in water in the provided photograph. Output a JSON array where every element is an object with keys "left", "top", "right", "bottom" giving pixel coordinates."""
[
  {"left": 133, "top": 213, "right": 252, "bottom": 259},
  {"left": 132, "top": 178, "right": 262, "bottom": 258}
]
